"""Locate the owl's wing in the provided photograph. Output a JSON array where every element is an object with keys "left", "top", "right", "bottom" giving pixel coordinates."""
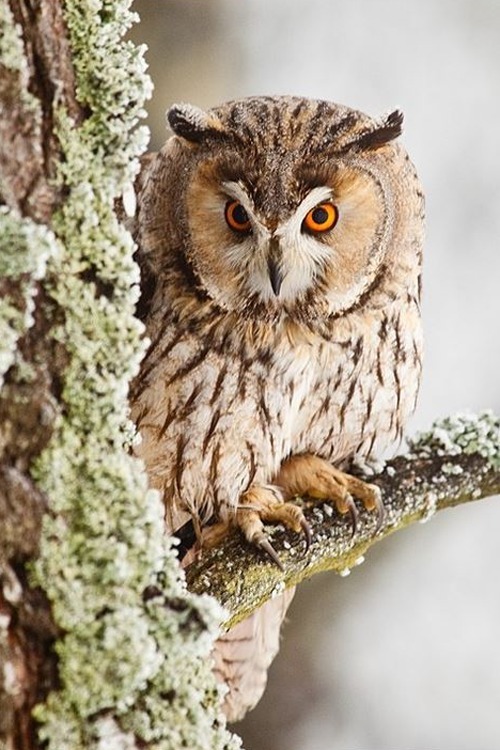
[{"left": 213, "top": 587, "right": 296, "bottom": 723}]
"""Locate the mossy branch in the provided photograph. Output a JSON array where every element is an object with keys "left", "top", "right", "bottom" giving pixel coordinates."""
[{"left": 186, "top": 411, "right": 500, "bottom": 630}]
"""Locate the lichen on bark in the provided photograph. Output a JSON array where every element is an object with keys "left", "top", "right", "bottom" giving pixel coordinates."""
[
  {"left": 0, "top": 210, "right": 60, "bottom": 386},
  {"left": 1, "top": 0, "right": 240, "bottom": 748}
]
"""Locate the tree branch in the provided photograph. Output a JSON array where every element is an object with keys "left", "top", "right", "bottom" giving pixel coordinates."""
[{"left": 186, "top": 412, "right": 500, "bottom": 630}]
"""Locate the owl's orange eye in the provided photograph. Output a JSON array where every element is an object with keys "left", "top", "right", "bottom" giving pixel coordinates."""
[
  {"left": 303, "top": 202, "right": 339, "bottom": 234},
  {"left": 225, "top": 200, "right": 252, "bottom": 233}
]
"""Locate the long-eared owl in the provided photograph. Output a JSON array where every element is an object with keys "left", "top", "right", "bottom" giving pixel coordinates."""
[{"left": 131, "top": 96, "right": 424, "bottom": 721}]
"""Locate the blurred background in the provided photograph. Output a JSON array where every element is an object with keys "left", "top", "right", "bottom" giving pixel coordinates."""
[{"left": 131, "top": 2, "right": 500, "bottom": 748}]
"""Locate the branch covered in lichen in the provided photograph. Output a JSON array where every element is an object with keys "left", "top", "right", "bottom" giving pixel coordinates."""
[{"left": 186, "top": 411, "right": 500, "bottom": 630}]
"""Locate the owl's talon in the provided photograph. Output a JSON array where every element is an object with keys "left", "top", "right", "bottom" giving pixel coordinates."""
[
  {"left": 345, "top": 496, "right": 359, "bottom": 537},
  {"left": 277, "top": 454, "right": 387, "bottom": 537},
  {"left": 300, "top": 517, "right": 312, "bottom": 553},
  {"left": 235, "top": 486, "right": 311, "bottom": 567},
  {"left": 256, "top": 536, "right": 284, "bottom": 570}
]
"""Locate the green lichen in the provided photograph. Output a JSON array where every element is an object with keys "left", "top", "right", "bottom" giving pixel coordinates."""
[
  {"left": 409, "top": 410, "right": 500, "bottom": 470},
  {"left": 0, "top": 0, "right": 41, "bottom": 142},
  {"left": 23, "top": 1, "right": 240, "bottom": 748},
  {"left": 0, "top": 2, "right": 57, "bottom": 388},
  {"left": 0, "top": 208, "right": 61, "bottom": 385},
  {"left": 0, "top": 0, "right": 29, "bottom": 75},
  {"left": 0, "top": 0, "right": 55, "bottom": 386}
]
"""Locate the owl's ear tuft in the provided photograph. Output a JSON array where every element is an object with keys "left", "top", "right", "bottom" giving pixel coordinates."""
[
  {"left": 167, "top": 103, "right": 226, "bottom": 143},
  {"left": 355, "top": 110, "right": 404, "bottom": 151}
]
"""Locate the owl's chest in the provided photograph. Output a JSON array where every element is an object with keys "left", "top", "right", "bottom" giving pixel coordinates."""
[
  {"left": 269, "top": 348, "right": 320, "bottom": 435},
  {"left": 259, "top": 322, "right": 408, "bottom": 463},
  {"left": 260, "top": 338, "right": 359, "bottom": 453}
]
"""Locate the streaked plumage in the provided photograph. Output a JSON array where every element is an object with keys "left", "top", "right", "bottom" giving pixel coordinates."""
[{"left": 131, "top": 96, "right": 424, "bottom": 721}]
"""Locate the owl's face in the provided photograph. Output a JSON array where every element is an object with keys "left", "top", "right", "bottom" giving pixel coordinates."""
[{"left": 153, "top": 97, "right": 422, "bottom": 324}]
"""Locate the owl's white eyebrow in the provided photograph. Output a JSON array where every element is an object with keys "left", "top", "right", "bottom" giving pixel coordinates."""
[
  {"left": 221, "top": 180, "right": 253, "bottom": 209},
  {"left": 276, "top": 185, "right": 333, "bottom": 238},
  {"left": 222, "top": 182, "right": 333, "bottom": 238},
  {"left": 222, "top": 180, "right": 271, "bottom": 239}
]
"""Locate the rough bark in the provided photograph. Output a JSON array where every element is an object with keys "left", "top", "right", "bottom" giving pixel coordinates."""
[
  {"left": 0, "top": 0, "right": 79, "bottom": 221},
  {"left": 0, "top": 1, "right": 80, "bottom": 745},
  {"left": 1, "top": 3, "right": 239, "bottom": 749}
]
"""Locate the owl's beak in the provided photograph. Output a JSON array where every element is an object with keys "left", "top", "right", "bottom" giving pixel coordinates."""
[{"left": 267, "top": 239, "right": 284, "bottom": 296}]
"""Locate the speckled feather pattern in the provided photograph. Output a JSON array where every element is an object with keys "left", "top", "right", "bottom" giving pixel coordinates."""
[{"left": 131, "top": 96, "right": 424, "bottom": 720}]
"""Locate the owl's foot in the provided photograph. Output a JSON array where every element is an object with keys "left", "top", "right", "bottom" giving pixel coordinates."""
[
  {"left": 200, "top": 456, "right": 383, "bottom": 568},
  {"left": 236, "top": 485, "right": 312, "bottom": 570},
  {"left": 202, "top": 485, "right": 311, "bottom": 569},
  {"left": 277, "top": 453, "right": 385, "bottom": 536}
]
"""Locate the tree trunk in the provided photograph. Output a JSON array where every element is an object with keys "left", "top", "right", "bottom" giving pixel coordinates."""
[
  {"left": 1, "top": 2, "right": 240, "bottom": 749},
  {"left": 1, "top": 1, "right": 80, "bottom": 745}
]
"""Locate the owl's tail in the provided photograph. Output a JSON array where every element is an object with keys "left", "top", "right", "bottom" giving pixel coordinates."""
[
  {"left": 213, "top": 587, "right": 296, "bottom": 723},
  {"left": 172, "top": 516, "right": 295, "bottom": 721}
]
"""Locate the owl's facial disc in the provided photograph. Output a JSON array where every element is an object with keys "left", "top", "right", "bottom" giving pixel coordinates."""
[
  {"left": 222, "top": 182, "right": 336, "bottom": 305},
  {"left": 186, "top": 161, "right": 387, "bottom": 320}
]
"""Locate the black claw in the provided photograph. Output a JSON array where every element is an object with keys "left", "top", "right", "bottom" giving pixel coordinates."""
[
  {"left": 346, "top": 496, "right": 359, "bottom": 538},
  {"left": 257, "top": 537, "right": 284, "bottom": 570},
  {"left": 300, "top": 517, "right": 313, "bottom": 553}
]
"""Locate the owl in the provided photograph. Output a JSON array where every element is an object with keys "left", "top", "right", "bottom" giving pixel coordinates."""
[{"left": 130, "top": 96, "right": 424, "bottom": 721}]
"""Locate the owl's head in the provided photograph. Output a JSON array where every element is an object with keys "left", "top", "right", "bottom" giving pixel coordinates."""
[{"left": 141, "top": 96, "right": 423, "bottom": 325}]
